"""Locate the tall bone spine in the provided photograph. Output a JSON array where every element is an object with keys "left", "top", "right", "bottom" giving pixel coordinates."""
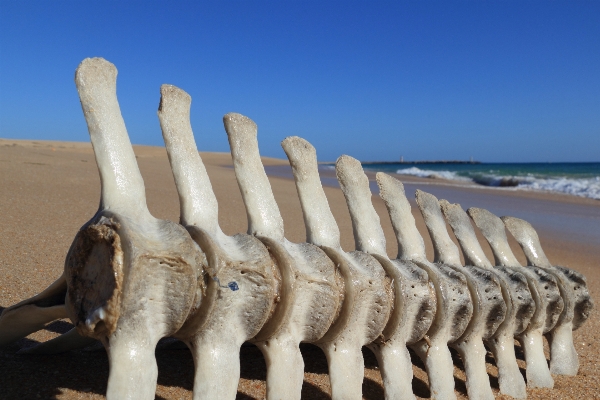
[
  {"left": 503, "top": 216, "right": 593, "bottom": 376},
  {"left": 440, "top": 201, "right": 535, "bottom": 399},
  {"left": 416, "top": 190, "right": 506, "bottom": 400},
  {"left": 282, "top": 135, "right": 372, "bottom": 400},
  {"left": 376, "top": 175, "right": 472, "bottom": 400},
  {"left": 334, "top": 155, "right": 435, "bottom": 400},
  {"left": 158, "top": 85, "right": 220, "bottom": 234},
  {"left": 468, "top": 207, "right": 563, "bottom": 388},
  {"left": 224, "top": 116, "right": 341, "bottom": 400},
  {"left": 73, "top": 58, "right": 200, "bottom": 399},
  {"left": 282, "top": 137, "right": 393, "bottom": 400},
  {"left": 284, "top": 140, "right": 421, "bottom": 399},
  {"left": 159, "top": 86, "right": 278, "bottom": 400},
  {"left": 0, "top": 53, "right": 155, "bottom": 349}
]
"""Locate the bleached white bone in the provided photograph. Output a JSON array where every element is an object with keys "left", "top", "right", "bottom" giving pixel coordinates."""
[
  {"left": 0, "top": 262, "right": 100, "bottom": 356},
  {"left": 333, "top": 155, "right": 436, "bottom": 400},
  {"left": 159, "top": 85, "right": 279, "bottom": 400},
  {"left": 158, "top": 85, "right": 221, "bottom": 235},
  {"left": 281, "top": 138, "right": 340, "bottom": 248},
  {"left": 416, "top": 191, "right": 506, "bottom": 400},
  {"left": 468, "top": 207, "right": 563, "bottom": 388},
  {"left": 375, "top": 175, "right": 472, "bottom": 400},
  {"left": 0, "top": 57, "right": 202, "bottom": 397},
  {"left": 0, "top": 304, "right": 67, "bottom": 348},
  {"left": 440, "top": 201, "right": 535, "bottom": 399},
  {"left": 282, "top": 137, "right": 393, "bottom": 400},
  {"left": 503, "top": 216, "right": 593, "bottom": 376},
  {"left": 284, "top": 142, "right": 431, "bottom": 400},
  {"left": 18, "top": 327, "right": 96, "bottom": 354},
  {"left": 224, "top": 115, "right": 342, "bottom": 400},
  {"left": 71, "top": 58, "right": 201, "bottom": 399},
  {"left": 0, "top": 273, "right": 68, "bottom": 348}
]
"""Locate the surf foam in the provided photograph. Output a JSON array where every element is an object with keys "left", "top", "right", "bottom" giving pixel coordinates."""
[{"left": 395, "top": 167, "right": 600, "bottom": 200}]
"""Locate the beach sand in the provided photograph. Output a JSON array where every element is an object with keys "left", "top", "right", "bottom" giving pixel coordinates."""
[{"left": 0, "top": 138, "right": 598, "bottom": 399}]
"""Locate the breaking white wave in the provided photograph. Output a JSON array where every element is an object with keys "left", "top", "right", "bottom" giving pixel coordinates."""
[
  {"left": 395, "top": 167, "right": 470, "bottom": 181},
  {"left": 517, "top": 176, "right": 600, "bottom": 199},
  {"left": 395, "top": 167, "right": 600, "bottom": 200}
]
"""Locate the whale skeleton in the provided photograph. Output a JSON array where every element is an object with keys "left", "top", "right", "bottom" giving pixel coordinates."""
[{"left": 0, "top": 57, "right": 593, "bottom": 400}]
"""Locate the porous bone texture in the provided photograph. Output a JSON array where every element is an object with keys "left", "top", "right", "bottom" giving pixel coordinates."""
[
  {"left": 224, "top": 113, "right": 344, "bottom": 400},
  {"left": 71, "top": 58, "right": 207, "bottom": 400},
  {"left": 438, "top": 200, "right": 535, "bottom": 398},
  {"left": 375, "top": 175, "right": 472, "bottom": 400},
  {"left": 336, "top": 155, "right": 436, "bottom": 400},
  {"left": 282, "top": 138, "right": 393, "bottom": 400},
  {"left": 503, "top": 216, "right": 593, "bottom": 376},
  {"left": 418, "top": 191, "right": 506, "bottom": 400},
  {"left": 159, "top": 87, "right": 283, "bottom": 400},
  {"left": 469, "top": 207, "right": 564, "bottom": 388}
]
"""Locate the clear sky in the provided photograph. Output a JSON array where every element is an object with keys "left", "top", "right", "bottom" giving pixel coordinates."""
[{"left": 1, "top": 1, "right": 598, "bottom": 162}]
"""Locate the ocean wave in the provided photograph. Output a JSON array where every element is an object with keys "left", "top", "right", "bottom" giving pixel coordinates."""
[
  {"left": 395, "top": 167, "right": 600, "bottom": 200},
  {"left": 395, "top": 167, "right": 471, "bottom": 181},
  {"left": 517, "top": 176, "right": 600, "bottom": 199}
]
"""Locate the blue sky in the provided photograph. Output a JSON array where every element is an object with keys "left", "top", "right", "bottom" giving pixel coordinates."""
[{"left": 1, "top": 1, "right": 599, "bottom": 162}]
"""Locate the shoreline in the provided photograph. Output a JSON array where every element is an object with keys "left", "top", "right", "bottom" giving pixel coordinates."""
[
  {"left": 337, "top": 160, "right": 482, "bottom": 165},
  {"left": 1, "top": 139, "right": 598, "bottom": 399}
]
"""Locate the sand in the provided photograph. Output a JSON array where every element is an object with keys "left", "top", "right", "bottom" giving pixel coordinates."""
[{"left": 0, "top": 138, "right": 598, "bottom": 399}]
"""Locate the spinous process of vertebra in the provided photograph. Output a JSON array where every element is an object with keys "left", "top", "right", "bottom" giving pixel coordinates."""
[{"left": 0, "top": 57, "right": 593, "bottom": 400}]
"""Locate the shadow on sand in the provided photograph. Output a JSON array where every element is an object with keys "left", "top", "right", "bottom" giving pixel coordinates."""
[{"left": 0, "top": 316, "right": 522, "bottom": 399}]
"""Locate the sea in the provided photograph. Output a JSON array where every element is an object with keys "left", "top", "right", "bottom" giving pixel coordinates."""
[{"left": 359, "top": 162, "right": 600, "bottom": 200}]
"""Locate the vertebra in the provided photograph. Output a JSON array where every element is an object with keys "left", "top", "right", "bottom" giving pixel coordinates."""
[
  {"left": 285, "top": 141, "right": 434, "bottom": 400},
  {"left": 469, "top": 207, "right": 565, "bottom": 388},
  {"left": 376, "top": 176, "right": 473, "bottom": 400},
  {"left": 501, "top": 215, "right": 593, "bottom": 375},
  {"left": 280, "top": 136, "right": 393, "bottom": 400},
  {"left": 159, "top": 86, "right": 280, "bottom": 400},
  {"left": 440, "top": 200, "right": 535, "bottom": 398}
]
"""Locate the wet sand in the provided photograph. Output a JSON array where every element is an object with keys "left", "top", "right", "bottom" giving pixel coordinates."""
[{"left": 1, "top": 139, "right": 598, "bottom": 399}]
